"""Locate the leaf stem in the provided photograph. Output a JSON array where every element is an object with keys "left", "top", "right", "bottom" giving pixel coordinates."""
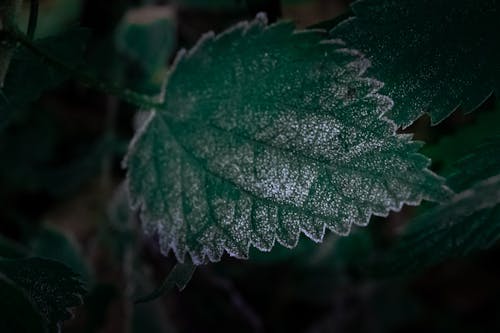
[
  {"left": 5, "top": 28, "right": 164, "bottom": 110},
  {"left": 133, "top": 262, "right": 196, "bottom": 304},
  {"left": 27, "top": 0, "right": 38, "bottom": 40}
]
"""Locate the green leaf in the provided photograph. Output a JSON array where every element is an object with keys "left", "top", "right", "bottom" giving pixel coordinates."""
[
  {"left": 0, "top": 28, "right": 88, "bottom": 130},
  {"left": 0, "top": 257, "right": 87, "bottom": 329},
  {"left": 0, "top": 273, "right": 47, "bottom": 333},
  {"left": 421, "top": 105, "right": 500, "bottom": 175},
  {"left": 330, "top": 0, "right": 500, "bottom": 127},
  {"left": 126, "top": 15, "right": 450, "bottom": 264},
  {"left": 447, "top": 137, "right": 500, "bottom": 192},
  {"left": 383, "top": 138, "right": 500, "bottom": 273},
  {"left": 385, "top": 174, "right": 500, "bottom": 274}
]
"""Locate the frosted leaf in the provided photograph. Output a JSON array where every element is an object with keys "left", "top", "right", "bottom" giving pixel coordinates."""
[
  {"left": 331, "top": 0, "right": 500, "bottom": 128},
  {"left": 125, "top": 14, "right": 450, "bottom": 264}
]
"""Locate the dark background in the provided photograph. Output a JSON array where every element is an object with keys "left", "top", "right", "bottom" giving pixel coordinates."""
[{"left": 1, "top": 0, "right": 499, "bottom": 332}]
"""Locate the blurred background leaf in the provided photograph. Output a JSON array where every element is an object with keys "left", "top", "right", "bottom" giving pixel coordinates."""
[{"left": 115, "top": 5, "right": 177, "bottom": 95}]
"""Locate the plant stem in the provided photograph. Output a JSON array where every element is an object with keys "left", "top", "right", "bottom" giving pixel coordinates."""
[
  {"left": 0, "top": 0, "right": 22, "bottom": 87},
  {"left": 5, "top": 28, "right": 164, "bottom": 110},
  {"left": 134, "top": 263, "right": 196, "bottom": 304},
  {"left": 27, "top": 0, "right": 39, "bottom": 40}
]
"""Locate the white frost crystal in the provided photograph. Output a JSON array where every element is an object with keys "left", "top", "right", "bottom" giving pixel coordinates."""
[{"left": 126, "top": 14, "right": 450, "bottom": 264}]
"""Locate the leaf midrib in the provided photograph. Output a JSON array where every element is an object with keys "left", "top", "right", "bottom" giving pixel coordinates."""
[{"left": 156, "top": 116, "right": 402, "bottom": 225}]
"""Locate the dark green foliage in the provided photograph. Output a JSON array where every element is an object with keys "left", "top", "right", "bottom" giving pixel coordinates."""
[
  {"left": 331, "top": 0, "right": 500, "bottom": 127},
  {"left": 0, "top": 257, "right": 86, "bottom": 330},
  {"left": 0, "top": 273, "right": 47, "bottom": 333},
  {"left": 382, "top": 137, "right": 500, "bottom": 273},
  {"left": 422, "top": 104, "right": 500, "bottom": 174},
  {"left": 383, "top": 176, "right": 500, "bottom": 274},
  {"left": 447, "top": 137, "right": 500, "bottom": 191}
]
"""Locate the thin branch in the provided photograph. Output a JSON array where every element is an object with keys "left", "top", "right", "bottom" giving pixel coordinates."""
[
  {"left": 27, "top": 0, "right": 38, "bottom": 40},
  {"left": 2, "top": 28, "right": 165, "bottom": 110}
]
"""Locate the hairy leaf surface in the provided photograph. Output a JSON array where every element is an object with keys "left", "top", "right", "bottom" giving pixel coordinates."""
[
  {"left": 0, "top": 257, "right": 86, "bottom": 328},
  {"left": 126, "top": 15, "right": 449, "bottom": 264},
  {"left": 0, "top": 273, "right": 47, "bottom": 333},
  {"left": 331, "top": 0, "right": 500, "bottom": 127}
]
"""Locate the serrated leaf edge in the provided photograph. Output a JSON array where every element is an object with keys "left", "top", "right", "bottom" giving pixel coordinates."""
[{"left": 124, "top": 13, "right": 451, "bottom": 264}]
